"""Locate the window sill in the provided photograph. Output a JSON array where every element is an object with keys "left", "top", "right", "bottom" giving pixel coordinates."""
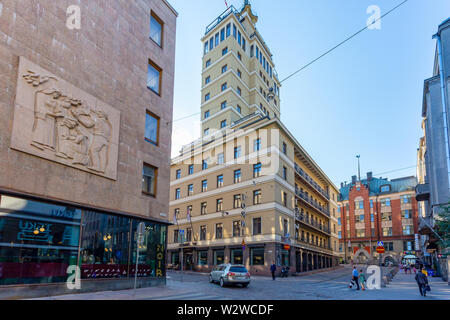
[{"left": 142, "top": 191, "right": 156, "bottom": 198}]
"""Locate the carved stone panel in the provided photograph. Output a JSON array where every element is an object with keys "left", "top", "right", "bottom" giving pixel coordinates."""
[{"left": 11, "top": 57, "right": 120, "bottom": 180}]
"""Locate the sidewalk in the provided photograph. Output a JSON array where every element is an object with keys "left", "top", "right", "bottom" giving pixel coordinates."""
[{"left": 356, "top": 271, "right": 450, "bottom": 300}]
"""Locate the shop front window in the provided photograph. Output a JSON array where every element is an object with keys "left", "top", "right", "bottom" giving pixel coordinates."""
[
  {"left": 231, "top": 248, "right": 243, "bottom": 264},
  {"left": 281, "top": 249, "right": 289, "bottom": 266},
  {"left": 214, "top": 250, "right": 224, "bottom": 265},
  {"left": 251, "top": 247, "right": 265, "bottom": 265},
  {"left": 0, "top": 195, "right": 81, "bottom": 285},
  {"left": 198, "top": 251, "right": 208, "bottom": 266}
]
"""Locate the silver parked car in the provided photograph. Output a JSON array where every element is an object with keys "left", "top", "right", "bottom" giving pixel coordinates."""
[{"left": 209, "top": 264, "right": 250, "bottom": 288}]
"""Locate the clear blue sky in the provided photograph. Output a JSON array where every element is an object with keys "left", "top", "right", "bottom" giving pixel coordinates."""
[{"left": 169, "top": 0, "right": 450, "bottom": 187}]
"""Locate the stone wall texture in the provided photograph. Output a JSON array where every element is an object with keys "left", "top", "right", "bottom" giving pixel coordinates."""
[{"left": 0, "top": 0, "right": 177, "bottom": 221}]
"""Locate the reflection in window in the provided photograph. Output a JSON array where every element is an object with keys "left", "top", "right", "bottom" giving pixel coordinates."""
[
  {"left": 150, "top": 12, "right": 163, "bottom": 46},
  {"left": 147, "top": 61, "right": 162, "bottom": 95},
  {"left": 251, "top": 247, "right": 264, "bottom": 265}
]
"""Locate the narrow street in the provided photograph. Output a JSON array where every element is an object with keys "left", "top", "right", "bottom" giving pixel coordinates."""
[{"left": 30, "top": 265, "right": 450, "bottom": 300}]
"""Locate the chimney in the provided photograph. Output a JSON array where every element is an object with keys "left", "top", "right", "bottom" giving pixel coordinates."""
[
  {"left": 367, "top": 172, "right": 373, "bottom": 182},
  {"left": 351, "top": 175, "right": 357, "bottom": 184},
  {"left": 340, "top": 182, "right": 344, "bottom": 188}
]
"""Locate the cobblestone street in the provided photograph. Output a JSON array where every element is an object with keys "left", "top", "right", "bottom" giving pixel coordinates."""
[{"left": 30, "top": 265, "right": 450, "bottom": 300}]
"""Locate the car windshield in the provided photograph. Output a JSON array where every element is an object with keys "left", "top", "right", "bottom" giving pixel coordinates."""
[{"left": 229, "top": 267, "right": 248, "bottom": 273}]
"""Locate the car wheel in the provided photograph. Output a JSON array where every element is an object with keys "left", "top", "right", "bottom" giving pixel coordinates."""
[
  {"left": 220, "top": 278, "right": 225, "bottom": 287},
  {"left": 209, "top": 275, "right": 214, "bottom": 283}
]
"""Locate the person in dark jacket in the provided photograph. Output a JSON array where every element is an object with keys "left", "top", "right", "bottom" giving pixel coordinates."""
[
  {"left": 415, "top": 268, "right": 429, "bottom": 296},
  {"left": 270, "top": 261, "right": 277, "bottom": 280}
]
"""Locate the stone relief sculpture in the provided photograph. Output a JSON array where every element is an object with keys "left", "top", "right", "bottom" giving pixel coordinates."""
[{"left": 12, "top": 57, "right": 119, "bottom": 180}]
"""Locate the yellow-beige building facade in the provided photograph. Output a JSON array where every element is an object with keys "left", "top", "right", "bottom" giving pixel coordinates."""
[{"left": 167, "top": 2, "right": 340, "bottom": 276}]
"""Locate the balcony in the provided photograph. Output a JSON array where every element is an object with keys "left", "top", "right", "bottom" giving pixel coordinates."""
[
  {"left": 295, "top": 188, "right": 330, "bottom": 217},
  {"left": 295, "top": 237, "right": 332, "bottom": 252},
  {"left": 205, "top": 6, "right": 238, "bottom": 36},
  {"left": 415, "top": 183, "right": 430, "bottom": 202},
  {"left": 294, "top": 211, "right": 331, "bottom": 235},
  {"left": 294, "top": 164, "right": 330, "bottom": 200}
]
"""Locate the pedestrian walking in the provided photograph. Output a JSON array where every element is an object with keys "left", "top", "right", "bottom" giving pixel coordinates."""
[
  {"left": 270, "top": 261, "right": 277, "bottom": 281},
  {"left": 413, "top": 265, "right": 417, "bottom": 274},
  {"left": 349, "top": 266, "right": 360, "bottom": 290},
  {"left": 415, "top": 268, "right": 430, "bottom": 297},
  {"left": 358, "top": 269, "right": 366, "bottom": 291}
]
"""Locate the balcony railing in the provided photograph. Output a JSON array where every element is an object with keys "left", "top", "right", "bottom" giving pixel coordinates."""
[
  {"left": 295, "top": 188, "right": 330, "bottom": 217},
  {"left": 295, "top": 237, "right": 332, "bottom": 251},
  {"left": 205, "top": 6, "right": 238, "bottom": 36},
  {"left": 294, "top": 211, "right": 331, "bottom": 235},
  {"left": 294, "top": 164, "right": 329, "bottom": 200}
]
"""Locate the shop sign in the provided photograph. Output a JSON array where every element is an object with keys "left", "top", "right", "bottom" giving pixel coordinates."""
[
  {"left": 156, "top": 243, "right": 165, "bottom": 277},
  {"left": 284, "top": 244, "right": 291, "bottom": 250}
]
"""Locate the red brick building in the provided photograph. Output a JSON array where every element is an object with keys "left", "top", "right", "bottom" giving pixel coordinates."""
[{"left": 337, "top": 173, "right": 419, "bottom": 265}]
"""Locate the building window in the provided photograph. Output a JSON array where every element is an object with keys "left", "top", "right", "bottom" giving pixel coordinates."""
[
  {"left": 237, "top": 86, "right": 241, "bottom": 95},
  {"left": 338, "top": 231, "right": 342, "bottom": 239},
  {"left": 381, "top": 198, "right": 391, "bottom": 207},
  {"left": 403, "top": 241, "right": 413, "bottom": 251},
  {"left": 186, "top": 228, "right": 192, "bottom": 242},
  {"left": 402, "top": 225, "right": 413, "bottom": 235},
  {"left": 355, "top": 214, "right": 365, "bottom": 223},
  {"left": 402, "top": 210, "right": 412, "bottom": 219},
  {"left": 221, "top": 83, "right": 227, "bottom": 91},
  {"left": 209, "top": 37, "right": 213, "bottom": 50},
  {"left": 188, "top": 164, "right": 194, "bottom": 175},
  {"left": 175, "top": 188, "right": 180, "bottom": 200},
  {"left": 401, "top": 195, "right": 412, "bottom": 204},
  {"left": 173, "top": 229, "right": 179, "bottom": 243},
  {"left": 206, "top": 59, "right": 211, "bottom": 68},
  {"left": 147, "top": 60, "right": 162, "bottom": 95},
  {"left": 253, "top": 190, "right": 262, "bottom": 205},
  {"left": 282, "top": 142, "right": 287, "bottom": 155},
  {"left": 198, "top": 251, "right": 208, "bottom": 265},
  {"left": 237, "top": 52, "right": 242, "bottom": 60},
  {"left": 234, "top": 169, "right": 242, "bottom": 183},
  {"left": 381, "top": 212, "right": 392, "bottom": 221},
  {"left": 237, "top": 31, "right": 241, "bottom": 45},
  {"left": 205, "top": 93, "right": 210, "bottom": 101},
  {"left": 254, "top": 138, "right": 261, "bottom": 152},
  {"left": 233, "top": 24, "right": 237, "bottom": 38},
  {"left": 202, "top": 180, "right": 208, "bottom": 192},
  {"left": 226, "top": 23, "right": 231, "bottom": 37},
  {"left": 282, "top": 192, "right": 288, "bottom": 207},
  {"left": 204, "top": 128, "right": 209, "bottom": 136},
  {"left": 251, "top": 248, "right": 264, "bottom": 266},
  {"left": 205, "top": 76, "right": 210, "bottom": 85},
  {"left": 237, "top": 69, "right": 242, "bottom": 78},
  {"left": 187, "top": 184, "right": 194, "bottom": 196},
  {"left": 283, "top": 167, "right": 287, "bottom": 180},
  {"left": 234, "top": 146, "right": 242, "bottom": 159},
  {"left": 222, "top": 65, "right": 228, "bottom": 74},
  {"left": 356, "top": 229, "right": 365, "bottom": 238},
  {"left": 370, "top": 214, "right": 374, "bottom": 222},
  {"left": 253, "top": 163, "right": 262, "bottom": 178},
  {"left": 204, "top": 42, "right": 208, "bottom": 55},
  {"left": 202, "top": 159, "right": 208, "bottom": 170},
  {"left": 150, "top": 11, "right": 163, "bottom": 47},
  {"left": 142, "top": 164, "right": 157, "bottom": 196},
  {"left": 175, "top": 169, "right": 181, "bottom": 180},
  {"left": 382, "top": 227, "right": 393, "bottom": 236},
  {"left": 220, "top": 120, "right": 227, "bottom": 128},
  {"left": 236, "top": 105, "right": 241, "bottom": 113},
  {"left": 215, "top": 32, "right": 219, "bottom": 46},
  {"left": 217, "top": 153, "right": 224, "bottom": 165},
  {"left": 233, "top": 194, "right": 242, "bottom": 209},
  {"left": 201, "top": 202, "right": 207, "bottom": 215},
  {"left": 253, "top": 218, "right": 262, "bottom": 235},
  {"left": 145, "top": 111, "right": 160, "bottom": 146},
  {"left": 200, "top": 226, "right": 207, "bottom": 241},
  {"left": 221, "top": 101, "right": 227, "bottom": 110},
  {"left": 215, "top": 223, "right": 223, "bottom": 239},
  {"left": 216, "top": 199, "right": 223, "bottom": 212},
  {"left": 204, "top": 110, "right": 210, "bottom": 119},
  {"left": 214, "top": 250, "right": 224, "bottom": 265},
  {"left": 233, "top": 221, "right": 241, "bottom": 237},
  {"left": 380, "top": 185, "right": 391, "bottom": 193}
]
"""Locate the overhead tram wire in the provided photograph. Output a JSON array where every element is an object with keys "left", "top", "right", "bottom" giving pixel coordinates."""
[
  {"left": 333, "top": 165, "right": 417, "bottom": 186},
  {"left": 169, "top": 0, "right": 409, "bottom": 125}
]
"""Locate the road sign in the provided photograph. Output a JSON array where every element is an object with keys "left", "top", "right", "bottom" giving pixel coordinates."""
[
  {"left": 377, "top": 241, "right": 384, "bottom": 247},
  {"left": 376, "top": 246, "right": 385, "bottom": 254}
]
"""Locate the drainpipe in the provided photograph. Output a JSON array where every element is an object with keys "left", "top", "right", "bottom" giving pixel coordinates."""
[{"left": 433, "top": 30, "right": 450, "bottom": 192}]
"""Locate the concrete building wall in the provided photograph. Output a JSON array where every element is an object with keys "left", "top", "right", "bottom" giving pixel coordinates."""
[{"left": 0, "top": 0, "right": 177, "bottom": 221}]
